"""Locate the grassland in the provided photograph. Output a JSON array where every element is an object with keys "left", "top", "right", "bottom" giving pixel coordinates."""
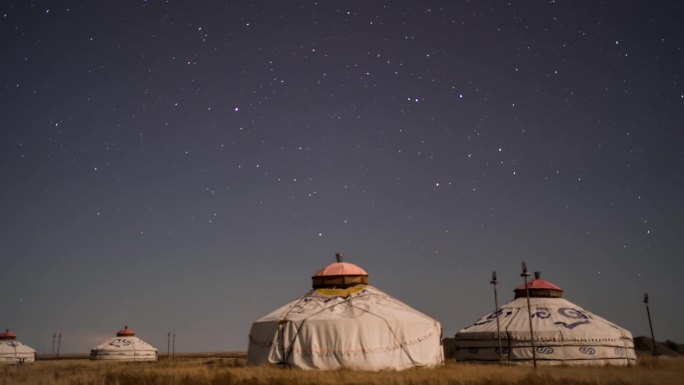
[{"left": 2, "top": 356, "right": 683, "bottom": 385}]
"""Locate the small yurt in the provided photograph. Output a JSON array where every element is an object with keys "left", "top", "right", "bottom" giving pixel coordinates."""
[
  {"left": 90, "top": 326, "right": 158, "bottom": 361},
  {"left": 248, "top": 253, "right": 444, "bottom": 370},
  {"left": 0, "top": 329, "right": 35, "bottom": 364},
  {"left": 451, "top": 272, "right": 636, "bottom": 366}
]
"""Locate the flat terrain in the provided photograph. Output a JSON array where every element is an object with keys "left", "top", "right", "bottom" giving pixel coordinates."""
[{"left": 2, "top": 356, "right": 683, "bottom": 385}]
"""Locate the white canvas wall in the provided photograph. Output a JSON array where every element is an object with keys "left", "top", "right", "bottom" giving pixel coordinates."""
[
  {"left": 90, "top": 336, "right": 158, "bottom": 361},
  {"left": 452, "top": 297, "right": 636, "bottom": 366},
  {"left": 0, "top": 340, "right": 35, "bottom": 364},
  {"left": 248, "top": 285, "right": 444, "bottom": 370}
]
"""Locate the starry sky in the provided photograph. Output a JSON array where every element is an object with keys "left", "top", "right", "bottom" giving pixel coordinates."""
[{"left": 1, "top": 1, "right": 683, "bottom": 354}]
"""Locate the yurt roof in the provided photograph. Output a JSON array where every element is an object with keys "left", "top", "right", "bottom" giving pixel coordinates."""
[
  {"left": 116, "top": 326, "right": 136, "bottom": 337},
  {"left": 514, "top": 272, "right": 563, "bottom": 298},
  {"left": 312, "top": 261, "right": 368, "bottom": 277},
  {"left": 93, "top": 336, "right": 157, "bottom": 351},
  {"left": 312, "top": 253, "right": 368, "bottom": 277},
  {"left": 0, "top": 329, "right": 16, "bottom": 340},
  {"left": 311, "top": 253, "right": 369, "bottom": 290}
]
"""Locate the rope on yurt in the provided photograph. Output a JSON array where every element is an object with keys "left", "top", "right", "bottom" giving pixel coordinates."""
[
  {"left": 277, "top": 293, "right": 312, "bottom": 366},
  {"left": 346, "top": 300, "right": 420, "bottom": 367},
  {"left": 281, "top": 293, "right": 362, "bottom": 365},
  {"left": 283, "top": 293, "right": 419, "bottom": 367},
  {"left": 279, "top": 288, "right": 431, "bottom": 368},
  {"left": 284, "top": 289, "right": 422, "bottom": 368}
]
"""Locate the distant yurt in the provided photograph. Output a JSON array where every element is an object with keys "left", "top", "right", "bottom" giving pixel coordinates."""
[
  {"left": 450, "top": 272, "right": 636, "bottom": 366},
  {"left": 90, "top": 326, "right": 158, "bottom": 361},
  {"left": 0, "top": 329, "right": 35, "bottom": 364},
  {"left": 248, "top": 253, "right": 444, "bottom": 370}
]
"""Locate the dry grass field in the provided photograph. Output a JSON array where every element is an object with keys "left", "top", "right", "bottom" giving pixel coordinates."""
[{"left": 2, "top": 356, "right": 683, "bottom": 385}]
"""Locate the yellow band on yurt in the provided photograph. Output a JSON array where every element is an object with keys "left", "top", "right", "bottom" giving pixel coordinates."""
[{"left": 315, "top": 285, "right": 366, "bottom": 297}]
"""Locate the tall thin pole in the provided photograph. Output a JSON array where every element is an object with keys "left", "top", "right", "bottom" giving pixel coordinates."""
[
  {"left": 167, "top": 332, "right": 171, "bottom": 360},
  {"left": 643, "top": 293, "right": 658, "bottom": 356},
  {"left": 491, "top": 270, "right": 503, "bottom": 364},
  {"left": 521, "top": 262, "right": 536, "bottom": 368},
  {"left": 52, "top": 332, "right": 56, "bottom": 355},
  {"left": 57, "top": 332, "right": 62, "bottom": 357}
]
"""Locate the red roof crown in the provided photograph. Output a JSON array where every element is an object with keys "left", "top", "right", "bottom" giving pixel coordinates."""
[
  {"left": 515, "top": 278, "right": 562, "bottom": 291},
  {"left": 0, "top": 329, "right": 16, "bottom": 340},
  {"left": 311, "top": 253, "right": 369, "bottom": 290},
  {"left": 313, "top": 262, "right": 368, "bottom": 277},
  {"left": 514, "top": 272, "right": 563, "bottom": 298},
  {"left": 312, "top": 253, "right": 368, "bottom": 277},
  {"left": 116, "top": 326, "right": 135, "bottom": 337}
]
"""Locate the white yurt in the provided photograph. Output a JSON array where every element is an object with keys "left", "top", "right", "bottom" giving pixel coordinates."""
[
  {"left": 451, "top": 272, "right": 636, "bottom": 366},
  {"left": 248, "top": 253, "right": 444, "bottom": 370},
  {"left": 0, "top": 329, "right": 35, "bottom": 364},
  {"left": 90, "top": 326, "right": 158, "bottom": 361}
]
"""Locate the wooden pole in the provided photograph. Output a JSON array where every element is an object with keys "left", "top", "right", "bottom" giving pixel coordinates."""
[
  {"left": 643, "top": 293, "right": 658, "bottom": 356},
  {"left": 521, "top": 262, "right": 536, "bottom": 368},
  {"left": 491, "top": 270, "right": 503, "bottom": 364}
]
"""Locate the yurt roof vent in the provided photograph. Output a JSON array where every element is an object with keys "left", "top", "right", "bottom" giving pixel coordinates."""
[
  {"left": 312, "top": 253, "right": 369, "bottom": 289},
  {"left": 514, "top": 271, "right": 563, "bottom": 298},
  {"left": 0, "top": 329, "right": 16, "bottom": 340},
  {"left": 116, "top": 326, "right": 136, "bottom": 337}
]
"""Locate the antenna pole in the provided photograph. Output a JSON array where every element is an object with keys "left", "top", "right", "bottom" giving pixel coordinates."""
[
  {"left": 491, "top": 270, "right": 503, "bottom": 364},
  {"left": 521, "top": 262, "right": 536, "bottom": 368},
  {"left": 167, "top": 331, "right": 171, "bottom": 360},
  {"left": 52, "top": 332, "right": 56, "bottom": 355},
  {"left": 643, "top": 293, "right": 658, "bottom": 356}
]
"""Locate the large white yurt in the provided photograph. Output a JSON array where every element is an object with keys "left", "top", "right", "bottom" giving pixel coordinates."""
[
  {"left": 248, "top": 253, "right": 444, "bottom": 370},
  {"left": 451, "top": 272, "right": 636, "bottom": 366},
  {"left": 90, "top": 326, "right": 158, "bottom": 361},
  {"left": 0, "top": 329, "right": 35, "bottom": 364}
]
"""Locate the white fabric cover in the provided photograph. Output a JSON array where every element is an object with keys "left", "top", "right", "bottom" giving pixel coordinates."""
[
  {"left": 453, "top": 297, "right": 636, "bottom": 366},
  {"left": 248, "top": 285, "right": 444, "bottom": 370},
  {"left": 0, "top": 340, "right": 35, "bottom": 364},
  {"left": 90, "top": 336, "right": 158, "bottom": 361}
]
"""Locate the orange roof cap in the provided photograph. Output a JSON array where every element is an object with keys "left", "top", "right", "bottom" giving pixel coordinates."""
[
  {"left": 116, "top": 326, "right": 136, "bottom": 337},
  {"left": 313, "top": 261, "right": 368, "bottom": 277},
  {"left": 0, "top": 329, "right": 16, "bottom": 340}
]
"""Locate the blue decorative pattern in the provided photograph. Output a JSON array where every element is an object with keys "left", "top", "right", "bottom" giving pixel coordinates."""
[
  {"left": 495, "top": 347, "right": 511, "bottom": 355},
  {"left": 614, "top": 347, "right": 626, "bottom": 356},
  {"left": 579, "top": 346, "right": 596, "bottom": 355},
  {"left": 536, "top": 346, "right": 554, "bottom": 354},
  {"left": 108, "top": 338, "right": 133, "bottom": 347},
  {"left": 558, "top": 307, "right": 592, "bottom": 319},
  {"left": 553, "top": 307, "right": 591, "bottom": 329},
  {"left": 531, "top": 307, "right": 551, "bottom": 319},
  {"left": 473, "top": 308, "right": 513, "bottom": 326}
]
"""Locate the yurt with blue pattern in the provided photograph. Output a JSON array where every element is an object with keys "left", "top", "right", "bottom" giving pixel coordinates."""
[{"left": 452, "top": 272, "right": 636, "bottom": 366}]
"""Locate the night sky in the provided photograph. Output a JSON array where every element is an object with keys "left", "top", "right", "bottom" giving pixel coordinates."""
[{"left": 2, "top": 1, "right": 683, "bottom": 354}]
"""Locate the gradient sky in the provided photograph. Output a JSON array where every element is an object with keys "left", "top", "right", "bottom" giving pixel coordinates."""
[{"left": 1, "top": 1, "right": 683, "bottom": 354}]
